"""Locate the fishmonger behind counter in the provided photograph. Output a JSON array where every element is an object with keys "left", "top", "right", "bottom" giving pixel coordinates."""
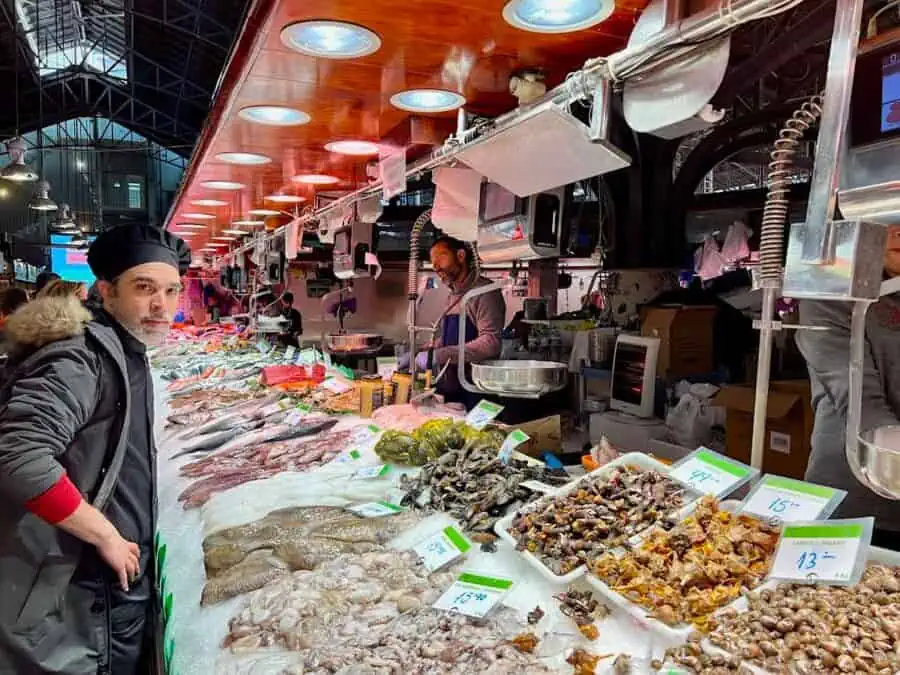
[{"left": 407, "top": 236, "right": 506, "bottom": 411}]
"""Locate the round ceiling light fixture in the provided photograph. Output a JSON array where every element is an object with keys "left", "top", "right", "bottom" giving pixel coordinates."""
[
  {"left": 390, "top": 89, "right": 466, "bottom": 113},
  {"left": 248, "top": 208, "right": 282, "bottom": 216},
  {"left": 232, "top": 219, "right": 264, "bottom": 227},
  {"left": 211, "top": 236, "right": 237, "bottom": 242},
  {"left": 238, "top": 105, "right": 311, "bottom": 126},
  {"left": 190, "top": 198, "right": 228, "bottom": 207},
  {"left": 502, "top": 0, "right": 614, "bottom": 33},
  {"left": 265, "top": 194, "right": 306, "bottom": 204},
  {"left": 182, "top": 212, "right": 216, "bottom": 220},
  {"left": 176, "top": 223, "right": 208, "bottom": 230},
  {"left": 215, "top": 152, "right": 272, "bottom": 165},
  {"left": 280, "top": 20, "right": 381, "bottom": 59},
  {"left": 200, "top": 180, "right": 245, "bottom": 191},
  {"left": 325, "top": 140, "right": 380, "bottom": 156},
  {"left": 292, "top": 174, "right": 340, "bottom": 185},
  {"left": 221, "top": 229, "right": 249, "bottom": 236}
]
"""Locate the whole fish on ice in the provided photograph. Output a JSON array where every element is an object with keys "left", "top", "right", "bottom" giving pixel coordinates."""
[{"left": 171, "top": 421, "right": 265, "bottom": 458}]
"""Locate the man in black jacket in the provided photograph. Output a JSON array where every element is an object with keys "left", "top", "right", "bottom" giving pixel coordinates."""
[{"left": 0, "top": 224, "right": 189, "bottom": 674}]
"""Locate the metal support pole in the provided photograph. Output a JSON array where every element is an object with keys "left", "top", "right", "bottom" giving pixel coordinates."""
[{"left": 800, "top": 0, "right": 865, "bottom": 263}]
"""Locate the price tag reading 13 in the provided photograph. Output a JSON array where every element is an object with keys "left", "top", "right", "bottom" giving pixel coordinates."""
[
  {"left": 669, "top": 448, "right": 756, "bottom": 498},
  {"left": 768, "top": 519, "right": 873, "bottom": 586},
  {"left": 432, "top": 572, "right": 513, "bottom": 619}
]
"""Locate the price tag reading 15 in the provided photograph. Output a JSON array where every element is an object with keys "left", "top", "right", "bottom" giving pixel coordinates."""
[
  {"left": 669, "top": 448, "right": 755, "bottom": 497},
  {"left": 741, "top": 475, "right": 843, "bottom": 523},
  {"left": 432, "top": 572, "right": 513, "bottom": 618},
  {"left": 768, "top": 519, "right": 873, "bottom": 586}
]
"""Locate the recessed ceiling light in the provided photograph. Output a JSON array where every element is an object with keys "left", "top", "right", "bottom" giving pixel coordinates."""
[
  {"left": 222, "top": 229, "right": 249, "bottom": 236},
  {"left": 280, "top": 20, "right": 381, "bottom": 59},
  {"left": 172, "top": 231, "right": 196, "bottom": 237},
  {"left": 292, "top": 174, "right": 340, "bottom": 185},
  {"left": 176, "top": 223, "right": 207, "bottom": 230},
  {"left": 265, "top": 194, "right": 306, "bottom": 204},
  {"left": 325, "top": 140, "right": 380, "bottom": 156},
  {"left": 232, "top": 219, "right": 264, "bottom": 226},
  {"left": 215, "top": 152, "right": 272, "bottom": 165},
  {"left": 182, "top": 212, "right": 216, "bottom": 220},
  {"left": 200, "top": 180, "right": 245, "bottom": 190},
  {"left": 502, "top": 0, "right": 614, "bottom": 33},
  {"left": 238, "top": 106, "right": 311, "bottom": 126},
  {"left": 190, "top": 198, "right": 228, "bottom": 207},
  {"left": 390, "top": 89, "right": 466, "bottom": 113},
  {"left": 212, "top": 236, "right": 237, "bottom": 242},
  {"left": 248, "top": 208, "right": 282, "bottom": 216}
]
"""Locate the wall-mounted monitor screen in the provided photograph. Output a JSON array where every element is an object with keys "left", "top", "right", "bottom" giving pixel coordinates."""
[{"left": 50, "top": 234, "right": 96, "bottom": 284}]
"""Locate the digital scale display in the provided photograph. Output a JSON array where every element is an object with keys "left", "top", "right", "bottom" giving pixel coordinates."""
[
  {"left": 850, "top": 41, "right": 900, "bottom": 147},
  {"left": 880, "top": 51, "right": 900, "bottom": 133}
]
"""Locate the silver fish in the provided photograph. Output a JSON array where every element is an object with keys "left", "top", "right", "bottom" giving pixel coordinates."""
[{"left": 171, "top": 421, "right": 265, "bottom": 458}]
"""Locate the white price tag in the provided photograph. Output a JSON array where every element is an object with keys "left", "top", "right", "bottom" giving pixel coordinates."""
[
  {"left": 432, "top": 572, "right": 513, "bottom": 618},
  {"left": 376, "top": 356, "right": 396, "bottom": 381},
  {"left": 347, "top": 501, "right": 405, "bottom": 518},
  {"left": 769, "top": 519, "right": 873, "bottom": 585},
  {"left": 465, "top": 400, "right": 504, "bottom": 431},
  {"left": 296, "top": 349, "right": 317, "bottom": 365},
  {"left": 670, "top": 448, "right": 754, "bottom": 497},
  {"left": 741, "top": 475, "right": 840, "bottom": 523},
  {"left": 283, "top": 346, "right": 296, "bottom": 362},
  {"left": 520, "top": 480, "right": 556, "bottom": 494},
  {"left": 414, "top": 526, "right": 471, "bottom": 572},
  {"left": 498, "top": 430, "right": 529, "bottom": 463},
  {"left": 321, "top": 378, "right": 353, "bottom": 394},
  {"left": 353, "top": 464, "right": 390, "bottom": 480},
  {"left": 256, "top": 340, "right": 270, "bottom": 354},
  {"left": 285, "top": 406, "right": 312, "bottom": 426},
  {"left": 342, "top": 425, "right": 382, "bottom": 462}
]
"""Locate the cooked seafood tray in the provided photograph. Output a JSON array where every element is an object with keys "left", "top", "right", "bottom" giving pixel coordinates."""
[
  {"left": 496, "top": 453, "right": 698, "bottom": 584},
  {"left": 681, "top": 545, "right": 900, "bottom": 675},
  {"left": 586, "top": 497, "right": 780, "bottom": 649}
]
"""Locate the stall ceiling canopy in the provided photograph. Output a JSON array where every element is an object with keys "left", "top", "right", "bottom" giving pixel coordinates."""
[{"left": 169, "top": 0, "right": 650, "bottom": 248}]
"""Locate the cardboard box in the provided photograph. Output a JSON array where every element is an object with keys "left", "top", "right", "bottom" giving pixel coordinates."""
[
  {"left": 641, "top": 305, "right": 716, "bottom": 379},
  {"left": 504, "top": 415, "right": 562, "bottom": 457},
  {"left": 713, "top": 380, "right": 814, "bottom": 479}
]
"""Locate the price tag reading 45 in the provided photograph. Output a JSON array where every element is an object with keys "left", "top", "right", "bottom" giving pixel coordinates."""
[
  {"left": 769, "top": 518, "right": 874, "bottom": 586},
  {"left": 669, "top": 448, "right": 757, "bottom": 498},
  {"left": 433, "top": 572, "right": 513, "bottom": 618},
  {"left": 414, "top": 526, "right": 472, "bottom": 572},
  {"left": 465, "top": 400, "right": 504, "bottom": 431},
  {"left": 741, "top": 475, "right": 845, "bottom": 524}
]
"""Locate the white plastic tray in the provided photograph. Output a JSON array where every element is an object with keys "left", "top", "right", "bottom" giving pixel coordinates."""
[
  {"left": 694, "top": 544, "right": 900, "bottom": 674},
  {"left": 585, "top": 500, "right": 756, "bottom": 648},
  {"left": 495, "top": 452, "right": 697, "bottom": 585}
]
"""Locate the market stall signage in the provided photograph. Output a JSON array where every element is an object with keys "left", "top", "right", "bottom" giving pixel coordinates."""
[
  {"left": 414, "top": 526, "right": 472, "bottom": 571},
  {"left": 466, "top": 400, "right": 504, "bottom": 430},
  {"left": 295, "top": 348, "right": 318, "bottom": 365},
  {"left": 669, "top": 448, "right": 756, "bottom": 497},
  {"left": 255, "top": 339, "right": 270, "bottom": 354},
  {"left": 433, "top": 572, "right": 513, "bottom": 618},
  {"left": 498, "top": 430, "right": 529, "bottom": 463},
  {"left": 377, "top": 356, "right": 397, "bottom": 381},
  {"left": 353, "top": 464, "right": 390, "bottom": 479},
  {"left": 347, "top": 501, "right": 406, "bottom": 517},
  {"left": 283, "top": 346, "right": 296, "bottom": 362},
  {"left": 769, "top": 518, "right": 873, "bottom": 586},
  {"left": 741, "top": 475, "right": 845, "bottom": 523}
]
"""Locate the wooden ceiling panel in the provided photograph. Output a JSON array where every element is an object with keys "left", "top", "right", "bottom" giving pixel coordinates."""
[{"left": 169, "top": 0, "right": 650, "bottom": 247}]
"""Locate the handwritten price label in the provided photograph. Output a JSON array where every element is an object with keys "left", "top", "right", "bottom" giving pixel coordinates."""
[
  {"left": 769, "top": 519, "right": 873, "bottom": 585},
  {"left": 432, "top": 572, "right": 513, "bottom": 618},
  {"left": 741, "top": 475, "right": 842, "bottom": 524},
  {"left": 670, "top": 448, "right": 755, "bottom": 497},
  {"left": 414, "top": 526, "right": 471, "bottom": 571},
  {"left": 498, "top": 430, "right": 529, "bottom": 463},
  {"left": 465, "top": 400, "right": 504, "bottom": 431},
  {"left": 346, "top": 501, "right": 405, "bottom": 518}
]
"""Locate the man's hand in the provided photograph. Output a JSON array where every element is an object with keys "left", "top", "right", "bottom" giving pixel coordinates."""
[{"left": 96, "top": 531, "right": 140, "bottom": 591}]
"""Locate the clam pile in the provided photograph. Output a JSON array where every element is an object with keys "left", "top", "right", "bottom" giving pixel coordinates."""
[
  {"left": 706, "top": 563, "right": 900, "bottom": 674},
  {"left": 508, "top": 465, "right": 688, "bottom": 576},
  {"left": 398, "top": 443, "right": 569, "bottom": 533}
]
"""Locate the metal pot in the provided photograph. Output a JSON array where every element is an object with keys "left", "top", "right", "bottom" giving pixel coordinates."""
[
  {"left": 471, "top": 359, "right": 568, "bottom": 395},
  {"left": 323, "top": 332, "right": 384, "bottom": 354},
  {"left": 854, "top": 425, "right": 900, "bottom": 499}
]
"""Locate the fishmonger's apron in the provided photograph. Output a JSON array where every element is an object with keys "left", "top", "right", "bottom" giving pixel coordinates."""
[{"left": 436, "top": 312, "right": 479, "bottom": 410}]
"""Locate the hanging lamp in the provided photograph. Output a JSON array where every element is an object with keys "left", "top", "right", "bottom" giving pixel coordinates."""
[
  {"left": 0, "top": 137, "right": 38, "bottom": 182},
  {"left": 55, "top": 203, "right": 77, "bottom": 228},
  {"left": 29, "top": 180, "right": 58, "bottom": 212}
]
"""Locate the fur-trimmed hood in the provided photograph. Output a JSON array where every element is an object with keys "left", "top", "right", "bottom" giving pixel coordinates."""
[{"left": 4, "top": 295, "right": 93, "bottom": 349}]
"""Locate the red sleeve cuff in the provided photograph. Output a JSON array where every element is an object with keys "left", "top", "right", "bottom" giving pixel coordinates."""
[{"left": 25, "top": 475, "right": 82, "bottom": 524}]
